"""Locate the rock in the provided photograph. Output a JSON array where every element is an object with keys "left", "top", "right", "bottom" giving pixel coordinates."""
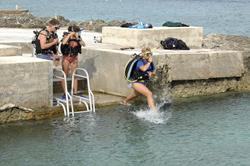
[
  {"left": 0, "top": 10, "right": 134, "bottom": 32},
  {"left": 0, "top": 11, "right": 71, "bottom": 28},
  {"left": 203, "top": 34, "right": 250, "bottom": 51},
  {"left": 0, "top": 103, "right": 62, "bottom": 124},
  {"left": 170, "top": 78, "right": 240, "bottom": 98},
  {"left": 78, "top": 19, "right": 127, "bottom": 32},
  {"left": 0, "top": 103, "right": 34, "bottom": 123},
  {"left": 0, "top": 103, "right": 32, "bottom": 111}
]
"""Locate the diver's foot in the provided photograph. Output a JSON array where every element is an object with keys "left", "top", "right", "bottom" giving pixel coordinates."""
[
  {"left": 120, "top": 100, "right": 131, "bottom": 106},
  {"left": 151, "top": 107, "right": 158, "bottom": 112}
]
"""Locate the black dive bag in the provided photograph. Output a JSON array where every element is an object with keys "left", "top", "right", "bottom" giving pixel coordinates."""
[{"left": 124, "top": 53, "right": 151, "bottom": 82}]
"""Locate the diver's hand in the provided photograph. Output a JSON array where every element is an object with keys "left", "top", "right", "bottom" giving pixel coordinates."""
[
  {"left": 148, "top": 71, "right": 156, "bottom": 78},
  {"left": 52, "top": 38, "right": 59, "bottom": 44},
  {"left": 69, "top": 32, "right": 76, "bottom": 36}
]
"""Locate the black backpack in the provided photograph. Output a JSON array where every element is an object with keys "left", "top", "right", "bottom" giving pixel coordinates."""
[
  {"left": 124, "top": 53, "right": 154, "bottom": 82},
  {"left": 31, "top": 29, "right": 58, "bottom": 55},
  {"left": 124, "top": 53, "right": 142, "bottom": 82},
  {"left": 162, "top": 21, "right": 189, "bottom": 27},
  {"left": 160, "top": 37, "right": 190, "bottom": 50},
  {"left": 31, "top": 30, "right": 42, "bottom": 55},
  {"left": 121, "top": 23, "right": 136, "bottom": 28}
]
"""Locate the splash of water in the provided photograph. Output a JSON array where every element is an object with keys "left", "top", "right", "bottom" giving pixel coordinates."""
[
  {"left": 154, "top": 84, "right": 172, "bottom": 105},
  {"left": 132, "top": 101, "right": 172, "bottom": 124},
  {"left": 131, "top": 83, "right": 173, "bottom": 124}
]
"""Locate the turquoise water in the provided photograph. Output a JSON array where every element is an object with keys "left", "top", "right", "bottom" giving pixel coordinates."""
[
  {"left": 1, "top": 92, "right": 250, "bottom": 166},
  {"left": 0, "top": 0, "right": 250, "bottom": 36}
]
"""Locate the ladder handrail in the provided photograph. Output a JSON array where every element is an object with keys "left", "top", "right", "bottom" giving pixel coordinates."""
[
  {"left": 71, "top": 68, "right": 92, "bottom": 94},
  {"left": 53, "top": 68, "right": 74, "bottom": 117},
  {"left": 71, "top": 68, "right": 95, "bottom": 112}
]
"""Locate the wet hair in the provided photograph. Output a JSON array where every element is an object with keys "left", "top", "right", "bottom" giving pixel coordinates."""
[
  {"left": 47, "top": 18, "right": 60, "bottom": 26},
  {"left": 68, "top": 25, "right": 81, "bottom": 32}
]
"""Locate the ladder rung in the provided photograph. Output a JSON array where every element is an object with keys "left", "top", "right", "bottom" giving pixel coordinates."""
[
  {"left": 53, "top": 77, "right": 72, "bottom": 82},
  {"left": 73, "top": 95, "right": 90, "bottom": 101},
  {"left": 74, "top": 111, "right": 91, "bottom": 114},
  {"left": 74, "top": 74, "right": 88, "bottom": 79},
  {"left": 55, "top": 97, "right": 67, "bottom": 103},
  {"left": 53, "top": 77, "right": 86, "bottom": 82}
]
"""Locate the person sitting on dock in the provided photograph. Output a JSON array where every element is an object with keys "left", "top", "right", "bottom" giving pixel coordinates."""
[
  {"left": 60, "top": 25, "right": 85, "bottom": 95},
  {"left": 36, "top": 18, "right": 60, "bottom": 61},
  {"left": 121, "top": 47, "right": 157, "bottom": 111}
]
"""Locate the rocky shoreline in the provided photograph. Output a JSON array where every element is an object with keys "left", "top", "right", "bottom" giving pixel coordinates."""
[
  {"left": 203, "top": 34, "right": 250, "bottom": 51},
  {"left": 0, "top": 9, "right": 131, "bottom": 32}
]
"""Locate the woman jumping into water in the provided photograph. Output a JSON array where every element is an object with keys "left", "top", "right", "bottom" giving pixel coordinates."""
[{"left": 121, "top": 47, "right": 157, "bottom": 111}]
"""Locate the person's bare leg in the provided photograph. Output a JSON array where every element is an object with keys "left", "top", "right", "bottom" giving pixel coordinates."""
[
  {"left": 61, "top": 59, "right": 70, "bottom": 94},
  {"left": 133, "top": 83, "right": 157, "bottom": 111},
  {"left": 70, "top": 60, "right": 78, "bottom": 94},
  {"left": 124, "top": 90, "right": 138, "bottom": 103}
]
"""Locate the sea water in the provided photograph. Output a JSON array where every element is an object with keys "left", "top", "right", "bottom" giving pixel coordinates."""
[
  {"left": 0, "top": 0, "right": 250, "bottom": 36},
  {"left": 1, "top": 92, "right": 250, "bottom": 166}
]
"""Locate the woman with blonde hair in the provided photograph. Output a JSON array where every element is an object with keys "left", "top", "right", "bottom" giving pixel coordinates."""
[{"left": 121, "top": 47, "right": 157, "bottom": 111}]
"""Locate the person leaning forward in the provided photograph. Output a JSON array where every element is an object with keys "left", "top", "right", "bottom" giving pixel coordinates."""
[
  {"left": 121, "top": 47, "right": 157, "bottom": 111},
  {"left": 36, "top": 18, "right": 60, "bottom": 61}
]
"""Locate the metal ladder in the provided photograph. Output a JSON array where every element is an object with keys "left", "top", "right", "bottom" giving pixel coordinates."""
[
  {"left": 53, "top": 68, "right": 74, "bottom": 117},
  {"left": 70, "top": 68, "right": 95, "bottom": 113},
  {"left": 53, "top": 67, "right": 95, "bottom": 116}
]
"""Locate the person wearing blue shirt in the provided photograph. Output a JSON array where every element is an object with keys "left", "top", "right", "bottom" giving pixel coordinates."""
[{"left": 121, "top": 48, "right": 157, "bottom": 111}]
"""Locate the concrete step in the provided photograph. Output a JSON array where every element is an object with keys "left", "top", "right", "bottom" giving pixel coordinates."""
[
  {"left": 0, "top": 44, "right": 21, "bottom": 56},
  {"left": 53, "top": 92, "right": 123, "bottom": 107}
]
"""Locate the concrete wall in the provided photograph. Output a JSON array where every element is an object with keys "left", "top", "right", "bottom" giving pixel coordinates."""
[
  {"left": 102, "top": 26, "right": 203, "bottom": 49},
  {"left": 157, "top": 50, "right": 244, "bottom": 81},
  {"left": 0, "top": 44, "right": 21, "bottom": 56},
  {"left": 0, "top": 56, "right": 53, "bottom": 108},
  {"left": 79, "top": 47, "right": 244, "bottom": 97},
  {"left": 79, "top": 48, "right": 134, "bottom": 96}
]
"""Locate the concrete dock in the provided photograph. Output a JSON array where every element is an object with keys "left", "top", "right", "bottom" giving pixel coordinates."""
[{"left": 0, "top": 26, "right": 250, "bottom": 123}]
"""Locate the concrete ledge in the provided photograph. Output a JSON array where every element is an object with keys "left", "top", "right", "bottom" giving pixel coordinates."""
[
  {"left": 0, "top": 56, "right": 53, "bottom": 108},
  {"left": 102, "top": 26, "right": 203, "bottom": 49},
  {"left": 79, "top": 46, "right": 244, "bottom": 96},
  {"left": 0, "top": 44, "right": 21, "bottom": 56},
  {"left": 157, "top": 49, "right": 244, "bottom": 81}
]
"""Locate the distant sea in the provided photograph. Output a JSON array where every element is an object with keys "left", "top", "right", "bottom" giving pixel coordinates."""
[{"left": 0, "top": 0, "right": 250, "bottom": 36}]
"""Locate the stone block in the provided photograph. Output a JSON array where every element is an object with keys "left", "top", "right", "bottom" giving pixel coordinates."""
[
  {"left": 0, "top": 56, "right": 53, "bottom": 108},
  {"left": 79, "top": 48, "right": 135, "bottom": 96},
  {"left": 0, "top": 44, "right": 21, "bottom": 56},
  {"left": 102, "top": 26, "right": 203, "bottom": 49},
  {"left": 161, "top": 50, "right": 244, "bottom": 81}
]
